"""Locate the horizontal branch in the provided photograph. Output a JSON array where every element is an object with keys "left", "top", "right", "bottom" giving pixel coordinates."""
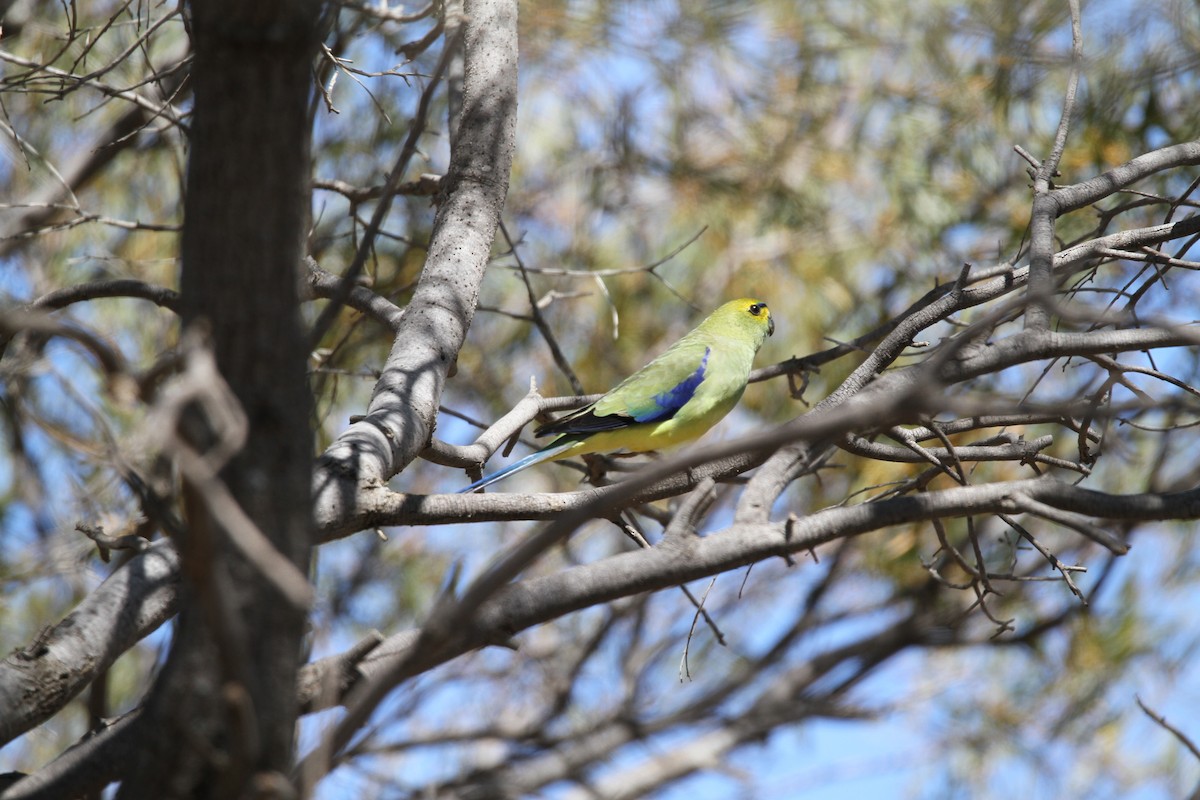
[
  {"left": 946, "top": 326, "right": 1200, "bottom": 384},
  {"left": 1053, "top": 141, "right": 1200, "bottom": 215},
  {"left": 26, "top": 279, "right": 180, "bottom": 313},
  {"left": 297, "top": 475, "right": 1184, "bottom": 710},
  {"left": 841, "top": 433, "right": 1055, "bottom": 465}
]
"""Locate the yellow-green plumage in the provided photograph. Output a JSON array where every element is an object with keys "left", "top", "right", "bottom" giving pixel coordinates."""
[{"left": 460, "top": 298, "right": 774, "bottom": 492}]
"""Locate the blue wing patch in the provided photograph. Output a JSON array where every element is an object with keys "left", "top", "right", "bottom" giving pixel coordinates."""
[
  {"left": 631, "top": 347, "right": 709, "bottom": 423},
  {"left": 535, "top": 347, "right": 712, "bottom": 438}
]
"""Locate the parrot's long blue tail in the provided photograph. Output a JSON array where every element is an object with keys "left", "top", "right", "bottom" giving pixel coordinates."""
[{"left": 456, "top": 440, "right": 575, "bottom": 493}]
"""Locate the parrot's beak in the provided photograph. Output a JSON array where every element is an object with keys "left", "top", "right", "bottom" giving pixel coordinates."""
[{"left": 767, "top": 317, "right": 775, "bottom": 337}]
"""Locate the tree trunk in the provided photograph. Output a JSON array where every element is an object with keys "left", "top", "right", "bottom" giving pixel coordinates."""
[{"left": 116, "top": 3, "right": 321, "bottom": 797}]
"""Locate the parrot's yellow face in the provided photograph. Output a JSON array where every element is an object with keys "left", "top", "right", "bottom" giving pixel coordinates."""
[
  {"left": 745, "top": 299, "right": 774, "bottom": 337},
  {"left": 717, "top": 298, "right": 775, "bottom": 340}
]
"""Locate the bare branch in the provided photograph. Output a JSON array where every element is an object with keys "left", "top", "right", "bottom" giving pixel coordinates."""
[{"left": 1136, "top": 695, "right": 1200, "bottom": 763}]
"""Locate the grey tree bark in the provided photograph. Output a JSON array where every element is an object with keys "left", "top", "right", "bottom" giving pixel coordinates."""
[{"left": 115, "top": 2, "right": 321, "bottom": 797}]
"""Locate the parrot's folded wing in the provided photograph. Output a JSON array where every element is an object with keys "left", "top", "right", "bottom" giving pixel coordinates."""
[{"left": 535, "top": 342, "right": 711, "bottom": 438}]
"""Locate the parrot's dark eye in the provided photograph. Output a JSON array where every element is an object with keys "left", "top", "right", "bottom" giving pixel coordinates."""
[{"left": 749, "top": 302, "right": 766, "bottom": 316}]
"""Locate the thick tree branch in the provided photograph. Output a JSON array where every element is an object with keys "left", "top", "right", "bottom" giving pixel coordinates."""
[
  {"left": 311, "top": 0, "right": 518, "bottom": 532},
  {"left": 0, "top": 542, "right": 179, "bottom": 746},
  {"left": 0, "top": 712, "right": 141, "bottom": 800},
  {"left": 1054, "top": 141, "right": 1200, "bottom": 214}
]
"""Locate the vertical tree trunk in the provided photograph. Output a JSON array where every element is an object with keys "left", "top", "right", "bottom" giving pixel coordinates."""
[{"left": 117, "top": 3, "right": 320, "bottom": 797}]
